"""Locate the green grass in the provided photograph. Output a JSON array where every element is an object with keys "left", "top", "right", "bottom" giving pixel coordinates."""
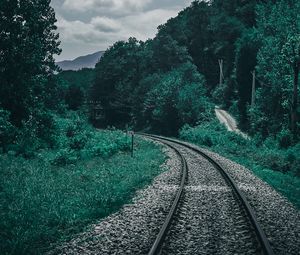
[
  {"left": 180, "top": 120, "right": 300, "bottom": 209},
  {"left": 0, "top": 133, "right": 165, "bottom": 255}
]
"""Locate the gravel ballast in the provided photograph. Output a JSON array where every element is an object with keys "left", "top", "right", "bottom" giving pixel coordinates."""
[
  {"left": 161, "top": 143, "right": 258, "bottom": 255},
  {"left": 165, "top": 138, "right": 300, "bottom": 255},
  {"left": 198, "top": 147, "right": 300, "bottom": 255},
  {"left": 49, "top": 138, "right": 300, "bottom": 255}
]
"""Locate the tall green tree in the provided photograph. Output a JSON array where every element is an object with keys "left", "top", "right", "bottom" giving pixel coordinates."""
[
  {"left": 144, "top": 63, "right": 211, "bottom": 135},
  {"left": 234, "top": 29, "right": 260, "bottom": 127},
  {"left": 91, "top": 38, "right": 143, "bottom": 126},
  {"left": 254, "top": 0, "right": 300, "bottom": 136},
  {"left": 58, "top": 68, "right": 96, "bottom": 110},
  {"left": 152, "top": 33, "right": 191, "bottom": 72},
  {"left": 0, "top": 0, "right": 61, "bottom": 126}
]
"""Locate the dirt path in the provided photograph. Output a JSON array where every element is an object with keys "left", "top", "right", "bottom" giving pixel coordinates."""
[{"left": 215, "top": 107, "right": 249, "bottom": 139}]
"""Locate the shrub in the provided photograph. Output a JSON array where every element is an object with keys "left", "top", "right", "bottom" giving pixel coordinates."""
[
  {"left": 277, "top": 128, "right": 293, "bottom": 148},
  {"left": 69, "top": 135, "right": 87, "bottom": 150},
  {"left": 15, "top": 115, "right": 40, "bottom": 158},
  {"left": 0, "top": 109, "right": 17, "bottom": 152},
  {"left": 50, "top": 149, "right": 77, "bottom": 166},
  {"left": 11, "top": 108, "right": 57, "bottom": 157},
  {"left": 48, "top": 113, "right": 131, "bottom": 165},
  {"left": 0, "top": 133, "right": 164, "bottom": 254},
  {"left": 286, "top": 144, "right": 300, "bottom": 176}
]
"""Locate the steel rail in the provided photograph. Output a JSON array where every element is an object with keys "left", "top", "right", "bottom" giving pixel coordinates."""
[
  {"left": 144, "top": 136, "right": 188, "bottom": 255},
  {"left": 141, "top": 133, "right": 274, "bottom": 255}
]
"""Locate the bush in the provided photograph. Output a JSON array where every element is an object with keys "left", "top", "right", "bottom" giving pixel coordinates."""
[
  {"left": 50, "top": 149, "right": 77, "bottom": 166},
  {"left": 3, "top": 108, "right": 57, "bottom": 157},
  {"left": 15, "top": 115, "right": 40, "bottom": 158},
  {"left": 0, "top": 134, "right": 164, "bottom": 254},
  {"left": 286, "top": 144, "right": 300, "bottom": 176},
  {"left": 69, "top": 135, "right": 87, "bottom": 150},
  {"left": 49, "top": 113, "right": 131, "bottom": 165},
  {"left": 0, "top": 109, "right": 17, "bottom": 152},
  {"left": 277, "top": 128, "right": 293, "bottom": 148}
]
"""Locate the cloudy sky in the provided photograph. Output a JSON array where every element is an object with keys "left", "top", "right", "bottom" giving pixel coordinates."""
[{"left": 51, "top": 0, "right": 193, "bottom": 61}]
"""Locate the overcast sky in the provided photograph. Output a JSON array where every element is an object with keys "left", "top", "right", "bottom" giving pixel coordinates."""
[{"left": 51, "top": 0, "right": 193, "bottom": 61}]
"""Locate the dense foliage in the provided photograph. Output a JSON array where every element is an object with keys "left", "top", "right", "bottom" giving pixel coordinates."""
[
  {"left": 91, "top": 0, "right": 299, "bottom": 140},
  {"left": 0, "top": 0, "right": 62, "bottom": 152},
  {"left": 1, "top": 0, "right": 298, "bottom": 150},
  {"left": 0, "top": 126, "right": 164, "bottom": 254},
  {"left": 91, "top": 36, "right": 212, "bottom": 135},
  {"left": 0, "top": 0, "right": 61, "bottom": 120},
  {"left": 252, "top": 1, "right": 300, "bottom": 136},
  {"left": 58, "top": 68, "right": 95, "bottom": 110}
]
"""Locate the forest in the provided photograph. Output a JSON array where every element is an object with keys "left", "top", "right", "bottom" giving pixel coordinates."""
[
  {"left": 0, "top": 0, "right": 299, "bottom": 254},
  {"left": 1, "top": 0, "right": 299, "bottom": 155},
  {"left": 90, "top": 0, "right": 300, "bottom": 140}
]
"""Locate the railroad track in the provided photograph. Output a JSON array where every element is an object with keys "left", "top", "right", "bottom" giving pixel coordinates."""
[{"left": 141, "top": 134, "right": 274, "bottom": 255}]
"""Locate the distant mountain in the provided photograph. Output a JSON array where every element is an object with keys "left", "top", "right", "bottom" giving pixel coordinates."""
[{"left": 56, "top": 51, "right": 104, "bottom": 71}]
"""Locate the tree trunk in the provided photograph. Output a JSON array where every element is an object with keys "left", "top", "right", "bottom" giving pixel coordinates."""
[{"left": 291, "top": 63, "right": 299, "bottom": 135}]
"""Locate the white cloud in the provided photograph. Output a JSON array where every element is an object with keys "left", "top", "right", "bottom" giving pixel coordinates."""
[
  {"left": 62, "top": 0, "right": 152, "bottom": 14},
  {"left": 57, "top": 15, "right": 123, "bottom": 45},
  {"left": 91, "top": 17, "right": 121, "bottom": 32},
  {"left": 56, "top": 8, "right": 179, "bottom": 47},
  {"left": 53, "top": 0, "right": 193, "bottom": 60},
  {"left": 119, "top": 9, "right": 179, "bottom": 40}
]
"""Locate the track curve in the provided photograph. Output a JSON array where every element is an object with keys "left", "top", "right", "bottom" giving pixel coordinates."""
[
  {"left": 141, "top": 134, "right": 274, "bottom": 255},
  {"left": 147, "top": 137, "right": 188, "bottom": 255}
]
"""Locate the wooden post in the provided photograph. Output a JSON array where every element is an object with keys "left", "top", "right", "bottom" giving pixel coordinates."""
[
  {"left": 131, "top": 132, "right": 134, "bottom": 157},
  {"left": 291, "top": 64, "right": 299, "bottom": 135},
  {"left": 218, "top": 59, "right": 224, "bottom": 86},
  {"left": 251, "top": 70, "right": 256, "bottom": 107},
  {"left": 128, "top": 131, "right": 134, "bottom": 157}
]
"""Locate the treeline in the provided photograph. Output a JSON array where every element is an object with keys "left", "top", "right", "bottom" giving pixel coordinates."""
[
  {"left": 0, "top": 0, "right": 63, "bottom": 154},
  {"left": 0, "top": 0, "right": 96, "bottom": 155},
  {"left": 90, "top": 38, "right": 212, "bottom": 135},
  {"left": 0, "top": 1, "right": 96, "bottom": 156},
  {"left": 59, "top": 68, "right": 95, "bottom": 110},
  {"left": 91, "top": 0, "right": 299, "bottom": 141},
  {"left": 0, "top": 0, "right": 299, "bottom": 154}
]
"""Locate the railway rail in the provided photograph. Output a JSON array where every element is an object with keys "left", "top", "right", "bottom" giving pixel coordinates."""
[{"left": 141, "top": 133, "right": 274, "bottom": 255}]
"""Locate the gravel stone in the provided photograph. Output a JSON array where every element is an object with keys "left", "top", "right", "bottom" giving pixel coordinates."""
[
  {"left": 163, "top": 138, "right": 300, "bottom": 255},
  {"left": 160, "top": 142, "right": 258, "bottom": 255},
  {"left": 49, "top": 137, "right": 300, "bottom": 255},
  {"left": 197, "top": 147, "right": 300, "bottom": 255}
]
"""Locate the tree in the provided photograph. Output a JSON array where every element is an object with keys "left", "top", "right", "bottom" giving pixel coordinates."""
[
  {"left": 282, "top": 35, "right": 300, "bottom": 135},
  {"left": 144, "top": 63, "right": 211, "bottom": 135},
  {"left": 152, "top": 33, "right": 191, "bottom": 72},
  {"left": 58, "top": 68, "right": 96, "bottom": 110},
  {"left": 65, "top": 86, "right": 84, "bottom": 111},
  {"left": 255, "top": 0, "right": 300, "bottom": 136},
  {"left": 91, "top": 38, "right": 143, "bottom": 127},
  {"left": 0, "top": 0, "right": 61, "bottom": 126},
  {"left": 234, "top": 29, "right": 260, "bottom": 127}
]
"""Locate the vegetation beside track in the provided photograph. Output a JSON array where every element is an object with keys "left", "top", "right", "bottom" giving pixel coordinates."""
[
  {"left": 180, "top": 120, "right": 300, "bottom": 209},
  {"left": 0, "top": 114, "right": 165, "bottom": 254},
  {"left": 0, "top": 0, "right": 299, "bottom": 253}
]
